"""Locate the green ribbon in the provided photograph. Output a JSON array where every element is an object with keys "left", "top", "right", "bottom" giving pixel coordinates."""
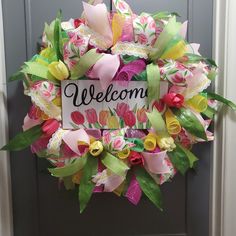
[
  {"left": 70, "top": 49, "right": 103, "bottom": 79},
  {"left": 79, "top": 155, "right": 98, "bottom": 213},
  {"left": 48, "top": 155, "right": 87, "bottom": 177},
  {"left": 149, "top": 16, "right": 181, "bottom": 61},
  {"left": 126, "top": 138, "right": 144, "bottom": 152},
  {"left": 146, "top": 108, "right": 168, "bottom": 136},
  {"left": 101, "top": 151, "right": 129, "bottom": 177},
  {"left": 207, "top": 92, "right": 236, "bottom": 110},
  {"left": 146, "top": 63, "right": 160, "bottom": 104}
]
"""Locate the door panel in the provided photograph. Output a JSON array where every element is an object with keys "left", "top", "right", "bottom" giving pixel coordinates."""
[{"left": 2, "top": 0, "right": 213, "bottom": 235}]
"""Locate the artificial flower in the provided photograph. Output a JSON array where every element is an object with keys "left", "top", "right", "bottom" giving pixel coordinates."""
[
  {"left": 144, "top": 133, "right": 157, "bottom": 151},
  {"left": 48, "top": 60, "right": 69, "bottom": 81},
  {"left": 89, "top": 141, "right": 104, "bottom": 157},
  {"left": 165, "top": 109, "right": 181, "bottom": 135},
  {"left": 115, "top": 59, "right": 146, "bottom": 82},
  {"left": 117, "top": 149, "right": 130, "bottom": 159},
  {"left": 163, "top": 93, "right": 184, "bottom": 108},
  {"left": 186, "top": 94, "right": 208, "bottom": 112},
  {"left": 156, "top": 135, "right": 176, "bottom": 152},
  {"left": 128, "top": 151, "right": 144, "bottom": 166},
  {"left": 41, "top": 119, "right": 60, "bottom": 136}
]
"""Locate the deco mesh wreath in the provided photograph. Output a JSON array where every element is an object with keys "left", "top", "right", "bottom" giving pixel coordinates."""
[{"left": 2, "top": 0, "right": 236, "bottom": 213}]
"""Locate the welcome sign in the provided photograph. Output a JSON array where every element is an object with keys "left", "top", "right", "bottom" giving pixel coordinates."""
[{"left": 61, "top": 80, "right": 168, "bottom": 129}]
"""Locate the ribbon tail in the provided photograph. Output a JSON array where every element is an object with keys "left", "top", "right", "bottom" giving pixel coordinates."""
[{"left": 147, "top": 63, "right": 160, "bottom": 104}]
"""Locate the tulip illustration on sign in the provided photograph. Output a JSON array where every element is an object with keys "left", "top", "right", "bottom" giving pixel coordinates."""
[
  {"left": 85, "top": 108, "right": 101, "bottom": 128},
  {"left": 99, "top": 110, "right": 110, "bottom": 126},
  {"left": 71, "top": 111, "right": 85, "bottom": 126},
  {"left": 124, "top": 110, "right": 136, "bottom": 127}
]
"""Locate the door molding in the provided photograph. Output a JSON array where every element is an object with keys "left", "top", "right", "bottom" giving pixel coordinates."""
[
  {"left": 211, "top": 0, "right": 236, "bottom": 235},
  {"left": 0, "top": 0, "right": 13, "bottom": 235}
]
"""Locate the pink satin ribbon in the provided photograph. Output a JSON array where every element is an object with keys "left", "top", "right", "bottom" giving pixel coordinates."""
[{"left": 88, "top": 54, "right": 120, "bottom": 90}]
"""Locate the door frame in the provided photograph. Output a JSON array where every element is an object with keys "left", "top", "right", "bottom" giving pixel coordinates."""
[
  {"left": 0, "top": 0, "right": 13, "bottom": 235},
  {"left": 0, "top": 0, "right": 235, "bottom": 236},
  {"left": 211, "top": 0, "right": 236, "bottom": 235}
]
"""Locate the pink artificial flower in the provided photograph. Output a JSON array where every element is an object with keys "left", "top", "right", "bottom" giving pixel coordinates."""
[
  {"left": 163, "top": 93, "right": 185, "bottom": 108},
  {"left": 41, "top": 119, "right": 60, "bottom": 136},
  {"left": 111, "top": 136, "right": 126, "bottom": 151},
  {"left": 85, "top": 108, "right": 98, "bottom": 124},
  {"left": 128, "top": 151, "right": 144, "bottom": 166},
  {"left": 116, "top": 103, "right": 130, "bottom": 118}
]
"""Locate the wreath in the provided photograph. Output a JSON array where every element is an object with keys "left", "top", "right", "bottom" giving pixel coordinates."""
[{"left": 2, "top": 0, "right": 236, "bottom": 213}]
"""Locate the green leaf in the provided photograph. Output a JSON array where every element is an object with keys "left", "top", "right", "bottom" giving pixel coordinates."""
[
  {"left": 135, "top": 166, "right": 163, "bottom": 211},
  {"left": 48, "top": 155, "right": 87, "bottom": 177},
  {"left": 176, "top": 143, "right": 198, "bottom": 168},
  {"left": 185, "top": 53, "right": 218, "bottom": 67},
  {"left": 101, "top": 151, "right": 129, "bottom": 176},
  {"left": 207, "top": 92, "right": 236, "bottom": 110},
  {"left": 79, "top": 155, "right": 98, "bottom": 213},
  {"left": 1, "top": 125, "right": 42, "bottom": 151},
  {"left": 9, "top": 71, "right": 24, "bottom": 82},
  {"left": 167, "top": 144, "right": 190, "bottom": 175},
  {"left": 54, "top": 14, "right": 63, "bottom": 61},
  {"left": 126, "top": 138, "right": 144, "bottom": 152},
  {"left": 172, "top": 107, "right": 207, "bottom": 140},
  {"left": 133, "top": 70, "right": 147, "bottom": 81}
]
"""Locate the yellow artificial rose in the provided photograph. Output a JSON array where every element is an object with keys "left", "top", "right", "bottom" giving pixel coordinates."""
[
  {"left": 165, "top": 109, "right": 181, "bottom": 135},
  {"left": 186, "top": 94, "right": 208, "bottom": 112},
  {"left": 107, "top": 116, "right": 120, "bottom": 129},
  {"left": 48, "top": 60, "right": 69, "bottom": 81},
  {"left": 144, "top": 133, "right": 157, "bottom": 151},
  {"left": 89, "top": 141, "right": 104, "bottom": 157},
  {"left": 156, "top": 135, "right": 176, "bottom": 152},
  {"left": 117, "top": 149, "right": 130, "bottom": 159}
]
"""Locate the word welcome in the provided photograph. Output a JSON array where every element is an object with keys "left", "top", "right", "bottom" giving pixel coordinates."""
[{"left": 63, "top": 82, "right": 147, "bottom": 107}]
